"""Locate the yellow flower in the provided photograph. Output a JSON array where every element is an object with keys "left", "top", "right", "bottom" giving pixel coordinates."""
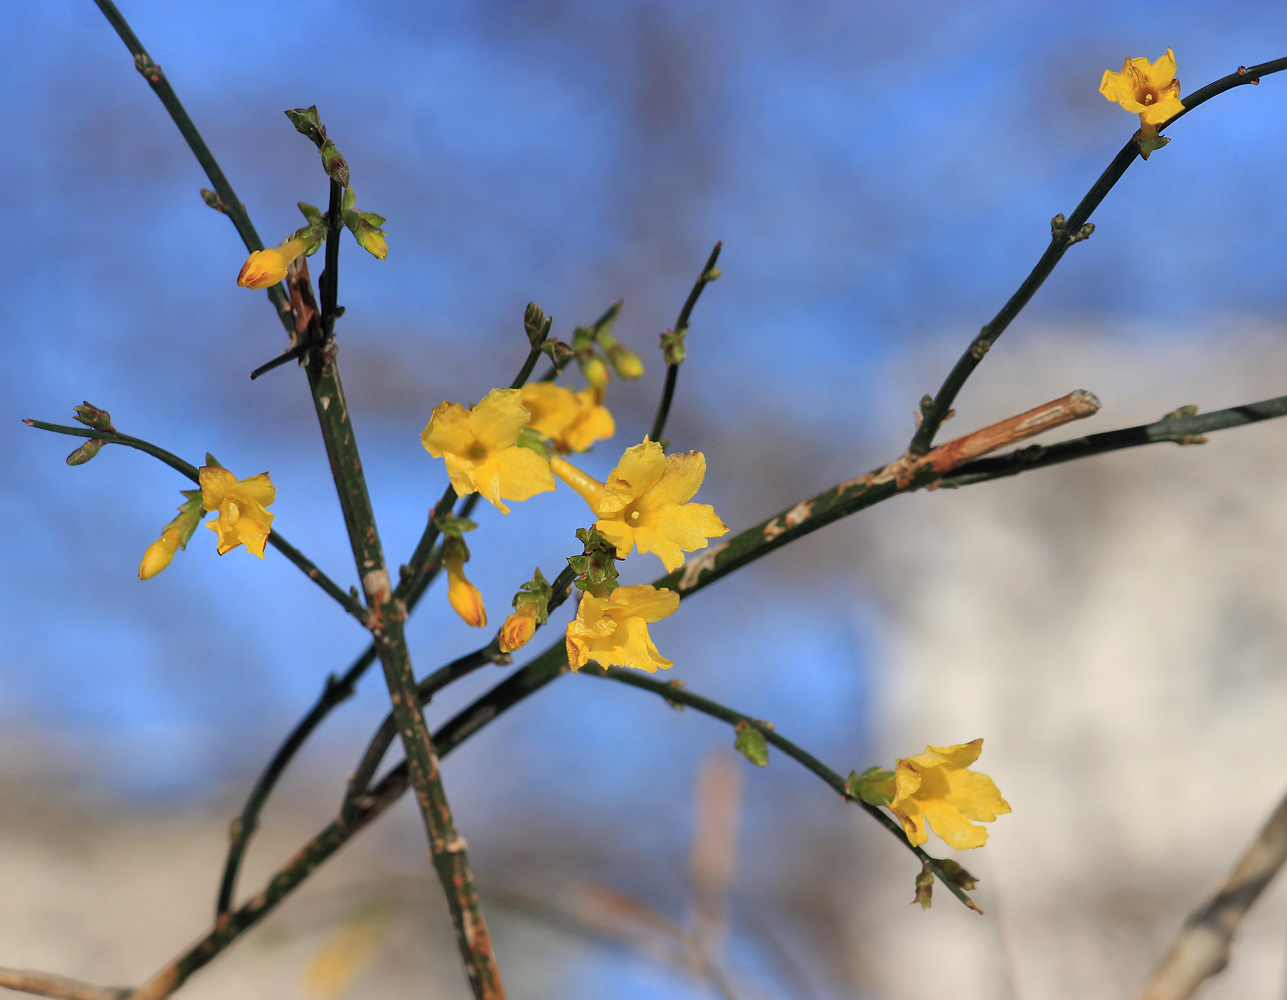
[
  {"left": 519, "top": 383, "right": 615, "bottom": 454},
  {"left": 237, "top": 237, "right": 309, "bottom": 289},
  {"left": 445, "top": 553, "right": 487, "bottom": 628},
  {"left": 1100, "top": 48, "right": 1183, "bottom": 127},
  {"left": 889, "top": 739, "right": 1011, "bottom": 850},
  {"left": 550, "top": 439, "right": 728, "bottom": 572},
  {"left": 356, "top": 227, "right": 387, "bottom": 261},
  {"left": 199, "top": 466, "right": 275, "bottom": 558},
  {"left": 565, "top": 584, "right": 680, "bottom": 673},
  {"left": 499, "top": 604, "right": 539, "bottom": 653},
  {"left": 138, "top": 526, "right": 181, "bottom": 580},
  {"left": 420, "top": 388, "right": 556, "bottom": 514}
]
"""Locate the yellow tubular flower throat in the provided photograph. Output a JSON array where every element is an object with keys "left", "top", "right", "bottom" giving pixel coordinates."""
[
  {"left": 237, "top": 237, "right": 309, "bottom": 289},
  {"left": 445, "top": 554, "right": 487, "bottom": 628},
  {"left": 138, "top": 526, "right": 182, "bottom": 580},
  {"left": 199, "top": 466, "right": 276, "bottom": 558},
  {"left": 888, "top": 739, "right": 1011, "bottom": 850},
  {"left": 565, "top": 584, "right": 680, "bottom": 673},
  {"left": 1099, "top": 48, "right": 1183, "bottom": 127},
  {"left": 420, "top": 388, "right": 556, "bottom": 514},
  {"left": 550, "top": 439, "right": 728, "bottom": 572}
]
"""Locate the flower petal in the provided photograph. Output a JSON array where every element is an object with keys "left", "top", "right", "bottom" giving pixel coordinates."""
[
  {"left": 600, "top": 440, "right": 666, "bottom": 514},
  {"left": 615, "top": 616, "right": 673, "bottom": 672},
  {"left": 520, "top": 383, "right": 579, "bottom": 438},
  {"left": 421, "top": 402, "right": 474, "bottom": 458},
  {"left": 495, "top": 446, "right": 556, "bottom": 503},
  {"left": 235, "top": 472, "right": 276, "bottom": 508},
  {"left": 470, "top": 388, "right": 532, "bottom": 451},
  {"left": 648, "top": 451, "right": 707, "bottom": 506},
  {"left": 609, "top": 585, "right": 680, "bottom": 623},
  {"left": 199, "top": 466, "right": 239, "bottom": 511},
  {"left": 920, "top": 799, "right": 990, "bottom": 850}
]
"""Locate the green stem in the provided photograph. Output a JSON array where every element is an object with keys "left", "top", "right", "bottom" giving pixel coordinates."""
[
  {"left": 907, "top": 56, "right": 1287, "bottom": 457},
  {"left": 649, "top": 242, "right": 722, "bottom": 445},
  {"left": 22, "top": 420, "right": 365, "bottom": 621},
  {"left": 91, "top": 0, "right": 293, "bottom": 336},
  {"left": 589, "top": 667, "right": 976, "bottom": 910}
]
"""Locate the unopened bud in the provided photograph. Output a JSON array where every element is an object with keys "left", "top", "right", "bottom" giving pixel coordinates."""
[
  {"left": 446, "top": 554, "right": 487, "bottom": 628},
  {"left": 66, "top": 438, "right": 104, "bottom": 466},
  {"left": 139, "top": 527, "right": 183, "bottom": 580},
  {"left": 499, "top": 606, "right": 538, "bottom": 653}
]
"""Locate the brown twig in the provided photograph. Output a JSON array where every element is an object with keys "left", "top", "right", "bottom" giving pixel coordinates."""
[
  {"left": 0, "top": 968, "right": 129, "bottom": 1000},
  {"left": 1137, "top": 787, "right": 1287, "bottom": 1000}
]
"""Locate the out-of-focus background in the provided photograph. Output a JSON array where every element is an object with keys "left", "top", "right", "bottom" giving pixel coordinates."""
[{"left": 5, "top": 2, "right": 1287, "bottom": 998}]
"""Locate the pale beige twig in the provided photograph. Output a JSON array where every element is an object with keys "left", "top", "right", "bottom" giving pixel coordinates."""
[
  {"left": 1138, "top": 787, "right": 1287, "bottom": 1000},
  {"left": 0, "top": 968, "right": 128, "bottom": 1000}
]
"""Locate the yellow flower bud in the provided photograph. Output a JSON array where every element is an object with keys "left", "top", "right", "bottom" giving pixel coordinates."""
[
  {"left": 446, "top": 554, "right": 487, "bottom": 628},
  {"left": 357, "top": 228, "right": 387, "bottom": 260},
  {"left": 237, "top": 237, "right": 309, "bottom": 289},
  {"left": 613, "top": 350, "right": 644, "bottom": 380},
  {"left": 581, "top": 356, "right": 610, "bottom": 393},
  {"left": 139, "top": 526, "right": 182, "bottom": 580},
  {"left": 499, "top": 605, "right": 539, "bottom": 653}
]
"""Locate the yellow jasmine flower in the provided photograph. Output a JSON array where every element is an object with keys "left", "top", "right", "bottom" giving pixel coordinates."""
[
  {"left": 499, "top": 604, "right": 539, "bottom": 653},
  {"left": 565, "top": 584, "right": 680, "bottom": 673},
  {"left": 889, "top": 739, "right": 1011, "bottom": 850},
  {"left": 420, "top": 388, "right": 556, "bottom": 514},
  {"left": 237, "top": 237, "right": 309, "bottom": 289},
  {"left": 519, "top": 383, "right": 615, "bottom": 454},
  {"left": 550, "top": 439, "right": 728, "bottom": 572},
  {"left": 445, "top": 552, "right": 487, "bottom": 628},
  {"left": 1100, "top": 49, "right": 1183, "bottom": 127},
  {"left": 199, "top": 466, "right": 276, "bottom": 558},
  {"left": 138, "top": 526, "right": 182, "bottom": 580}
]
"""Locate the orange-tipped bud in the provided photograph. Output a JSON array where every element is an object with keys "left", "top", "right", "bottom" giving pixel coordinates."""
[
  {"left": 446, "top": 555, "right": 487, "bottom": 628},
  {"left": 499, "top": 606, "right": 539, "bottom": 653},
  {"left": 237, "top": 237, "right": 309, "bottom": 289},
  {"left": 139, "top": 527, "right": 182, "bottom": 580}
]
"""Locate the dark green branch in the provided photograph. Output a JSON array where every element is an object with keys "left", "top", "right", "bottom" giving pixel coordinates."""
[
  {"left": 91, "top": 0, "right": 293, "bottom": 336},
  {"left": 907, "top": 56, "right": 1287, "bottom": 457},
  {"left": 649, "top": 242, "right": 722, "bottom": 445},
  {"left": 589, "top": 666, "right": 976, "bottom": 910},
  {"left": 215, "top": 647, "right": 374, "bottom": 916},
  {"left": 23, "top": 420, "right": 365, "bottom": 621}
]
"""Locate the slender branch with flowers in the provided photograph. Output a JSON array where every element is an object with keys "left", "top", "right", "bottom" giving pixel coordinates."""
[{"left": 14, "top": 13, "right": 1287, "bottom": 1000}]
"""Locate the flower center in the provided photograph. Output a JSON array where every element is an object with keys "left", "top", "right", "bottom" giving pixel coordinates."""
[{"left": 468, "top": 443, "right": 489, "bottom": 462}]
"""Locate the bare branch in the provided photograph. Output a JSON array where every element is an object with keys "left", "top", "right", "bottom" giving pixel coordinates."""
[
  {"left": 0, "top": 968, "right": 128, "bottom": 1000},
  {"left": 1138, "top": 787, "right": 1287, "bottom": 1000}
]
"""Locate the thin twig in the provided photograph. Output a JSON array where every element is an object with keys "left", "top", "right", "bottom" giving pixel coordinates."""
[
  {"left": 1138, "top": 786, "right": 1287, "bottom": 1000},
  {"left": 0, "top": 969, "right": 128, "bottom": 1000},
  {"left": 939, "top": 393, "right": 1287, "bottom": 488},
  {"left": 22, "top": 420, "right": 366, "bottom": 621},
  {"left": 343, "top": 565, "right": 576, "bottom": 821},
  {"left": 90, "top": 0, "right": 294, "bottom": 336},
  {"left": 649, "top": 242, "right": 722, "bottom": 445},
  {"left": 589, "top": 667, "right": 979, "bottom": 911},
  {"left": 908, "top": 56, "right": 1287, "bottom": 457}
]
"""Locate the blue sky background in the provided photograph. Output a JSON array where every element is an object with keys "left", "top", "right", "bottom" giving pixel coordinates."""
[{"left": 4, "top": 2, "right": 1287, "bottom": 996}]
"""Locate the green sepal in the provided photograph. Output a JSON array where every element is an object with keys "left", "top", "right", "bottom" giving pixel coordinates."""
[
  {"left": 436, "top": 516, "right": 477, "bottom": 539},
  {"left": 352, "top": 219, "right": 387, "bottom": 259},
  {"left": 359, "top": 211, "right": 386, "bottom": 227},
  {"left": 1135, "top": 129, "right": 1171, "bottom": 160},
  {"left": 442, "top": 533, "right": 471, "bottom": 564},
  {"left": 733, "top": 721, "right": 769, "bottom": 767},
  {"left": 200, "top": 188, "right": 227, "bottom": 214},
  {"left": 288, "top": 222, "right": 327, "bottom": 257},
  {"left": 524, "top": 303, "right": 549, "bottom": 348},
  {"left": 515, "top": 427, "right": 550, "bottom": 459},
  {"left": 913, "top": 863, "right": 934, "bottom": 910},
  {"left": 341, "top": 185, "right": 357, "bottom": 212},
  {"left": 846, "top": 766, "right": 896, "bottom": 807},
  {"left": 204, "top": 453, "right": 222, "bottom": 468},
  {"left": 66, "top": 439, "right": 104, "bottom": 466},
  {"left": 511, "top": 567, "right": 552, "bottom": 625},
  {"left": 934, "top": 859, "right": 978, "bottom": 892},
  {"left": 541, "top": 339, "right": 575, "bottom": 369},
  {"left": 319, "top": 140, "right": 350, "bottom": 186},
  {"left": 298, "top": 202, "right": 323, "bottom": 226},
  {"left": 568, "top": 527, "right": 619, "bottom": 596},
  {"left": 74, "top": 402, "right": 115, "bottom": 432},
  {"left": 163, "top": 490, "right": 207, "bottom": 551},
  {"left": 284, "top": 106, "right": 323, "bottom": 139},
  {"left": 660, "top": 328, "right": 687, "bottom": 366}
]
